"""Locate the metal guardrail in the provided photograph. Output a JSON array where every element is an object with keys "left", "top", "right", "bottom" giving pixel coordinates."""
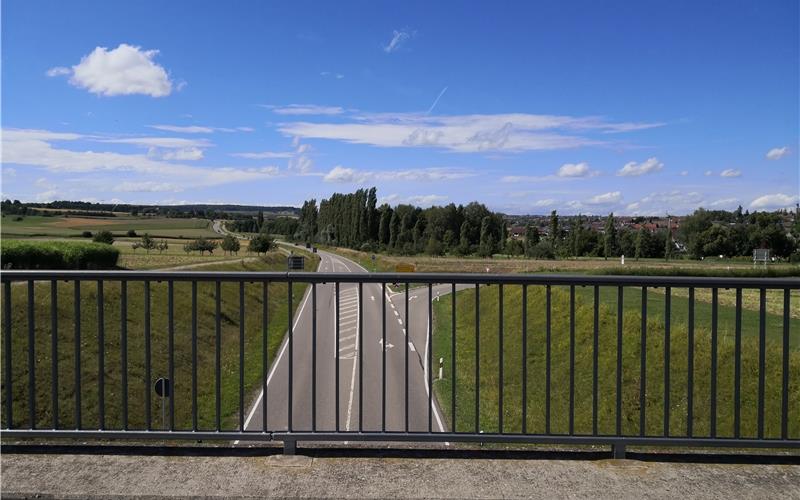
[{"left": 1, "top": 270, "right": 798, "bottom": 457}]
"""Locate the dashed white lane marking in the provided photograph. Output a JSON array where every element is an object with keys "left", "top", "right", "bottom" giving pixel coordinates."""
[
  {"left": 409, "top": 342, "right": 416, "bottom": 352},
  {"left": 397, "top": 318, "right": 403, "bottom": 325},
  {"left": 393, "top": 310, "right": 399, "bottom": 317}
]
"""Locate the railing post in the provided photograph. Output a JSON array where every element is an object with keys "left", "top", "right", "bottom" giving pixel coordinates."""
[
  {"left": 283, "top": 439, "right": 296, "bottom": 455},
  {"left": 612, "top": 443, "right": 626, "bottom": 459}
]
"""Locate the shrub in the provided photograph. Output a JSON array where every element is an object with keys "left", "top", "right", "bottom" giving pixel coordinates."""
[
  {"left": 1, "top": 240, "right": 120, "bottom": 269},
  {"left": 92, "top": 230, "right": 115, "bottom": 245},
  {"left": 221, "top": 235, "right": 240, "bottom": 255},
  {"left": 81, "top": 230, "right": 93, "bottom": 238},
  {"left": 529, "top": 241, "right": 555, "bottom": 260},
  {"left": 126, "top": 229, "right": 137, "bottom": 237},
  {"left": 249, "top": 234, "right": 274, "bottom": 255}
]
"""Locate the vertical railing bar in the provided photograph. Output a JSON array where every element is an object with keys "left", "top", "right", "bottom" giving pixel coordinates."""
[
  {"left": 475, "top": 284, "right": 480, "bottom": 434},
  {"left": 97, "top": 280, "right": 104, "bottom": 430},
  {"left": 74, "top": 280, "right": 81, "bottom": 429},
  {"left": 640, "top": 286, "right": 647, "bottom": 437},
  {"left": 711, "top": 287, "right": 718, "bottom": 438},
  {"left": 335, "top": 281, "right": 340, "bottom": 432},
  {"left": 261, "top": 281, "right": 268, "bottom": 432},
  {"left": 168, "top": 280, "right": 175, "bottom": 431},
  {"left": 687, "top": 287, "right": 694, "bottom": 438},
  {"left": 664, "top": 286, "right": 671, "bottom": 438},
  {"left": 404, "top": 282, "right": 409, "bottom": 433},
  {"left": 616, "top": 286, "right": 623, "bottom": 437},
  {"left": 51, "top": 280, "right": 58, "bottom": 429},
  {"left": 239, "top": 281, "right": 245, "bottom": 432},
  {"left": 120, "top": 281, "right": 128, "bottom": 431},
  {"left": 498, "top": 283, "right": 504, "bottom": 434},
  {"left": 734, "top": 288, "right": 742, "bottom": 439},
  {"left": 428, "top": 283, "right": 433, "bottom": 433},
  {"left": 757, "top": 288, "right": 766, "bottom": 439},
  {"left": 358, "top": 281, "right": 363, "bottom": 433},
  {"left": 522, "top": 284, "right": 527, "bottom": 435},
  {"left": 592, "top": 285, "right": 599, "bottom": 436},
  {"left": 781, "top": 288, "right": 790, "bottom": 440},
  {"left": 214, "top": 280, "right": 221, "bottom": 431},
  {"left": 288, "top": 280, "right": 293, "bottom": 432},
  {"left": 191, "top": 282, "right": 197, "bottom": 432},
  {"left": 27, "top": 280, "right": 35, "bottom": 429},
  {"left": 452, "top": 283, "right": 457, "bottom": 433},
  {"left": 381, "top": 283, "right": 386, "bottom": 433},
  {"left": 569, "top": 285, "right": 575, "bottom": 435},
  {"left": 3, "top": 281, "right": 12, "bottom": 428},
  {"left": 545, "top": 285, "right": 551, "bottom": 435},
  {"left": 144, "top": 280, "right": 151, "bottom": 431},
  {"left": 312, "top": 282, "right": 317, "bottom": 433}
]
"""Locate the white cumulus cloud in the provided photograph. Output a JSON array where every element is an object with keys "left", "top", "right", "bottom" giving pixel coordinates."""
[
  {"left": 55, "top": 44, "right": 174, "bottom": 97},
  {"left": 556, "top": 162, "right": 595, "bottom": 177},
  {"left": 766, "top": 146, "right": 789, "bottom": 160},
  {"left": 586, "top": 191, "right": 622, "bottom": 205},
  {"left": 750, "top": 193, "right": 799, "bottom": 209},
  {"left": 617, "top": 157, "right": 664, "bottom": 176},
  {"left": 720, "top": 169, "right": 741, "bottom": 178}
]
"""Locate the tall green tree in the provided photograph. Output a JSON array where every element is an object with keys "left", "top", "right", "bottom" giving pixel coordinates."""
[
  {"left": 603, "top": 213, "right": 618, "bottom": 259},
  {"left": 549, "top": 210, "right": 559, "bottom": 247}
]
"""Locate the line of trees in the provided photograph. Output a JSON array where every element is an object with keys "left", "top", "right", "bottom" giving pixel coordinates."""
[
  {"left": 294, "top": 188, "right": 798, "bottom": 261},
  {"left": 297, "top": 187, "right": 507, "bottom": 257}
]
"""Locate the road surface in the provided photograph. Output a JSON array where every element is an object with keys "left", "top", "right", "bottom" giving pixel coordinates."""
[{"left": 242, "top": 246, "right": 452, "bottom": 436}]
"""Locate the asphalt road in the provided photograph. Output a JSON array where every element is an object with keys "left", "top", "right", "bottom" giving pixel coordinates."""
[{"left": 242, "top": 247, "right": 453, "bottom": 435}]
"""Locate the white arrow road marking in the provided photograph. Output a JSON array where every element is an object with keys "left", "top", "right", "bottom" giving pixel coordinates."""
[{"left": 378, "top": 338, "right": 395, "bottom": 350}]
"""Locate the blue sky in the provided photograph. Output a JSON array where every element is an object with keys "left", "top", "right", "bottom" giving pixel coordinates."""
[{"left": 1, "top": 0, "right": 798, "bottom": 214}]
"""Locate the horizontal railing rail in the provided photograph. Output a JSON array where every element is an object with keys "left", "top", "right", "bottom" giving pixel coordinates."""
[{"left": 1, "top": 270, "right": 798, "bottom": 457}]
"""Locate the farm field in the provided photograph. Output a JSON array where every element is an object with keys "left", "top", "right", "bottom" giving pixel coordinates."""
[
  {"left": 1, "top": 250, "right": 321, "bottom": 431},
  {"left": 431, "top": 283, "right": 799, "bottom": 440},
  {"left": 1, "top": 215, "right": 217, "bottom": 239}
]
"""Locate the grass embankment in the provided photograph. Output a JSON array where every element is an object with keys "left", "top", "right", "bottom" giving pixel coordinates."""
[
  {"left": 1, "top": 251, "right": 320, "bottom": 431},
  {"left": 319, "top": 245, "right": 800, "bottom": 276},
  {"left": 432, "top": 285, "right": 799, "bottom": 438}
]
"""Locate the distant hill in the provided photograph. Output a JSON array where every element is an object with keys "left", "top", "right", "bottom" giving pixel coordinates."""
[{"left": 11, "top": 200, "right": 299, "bottom": 217}]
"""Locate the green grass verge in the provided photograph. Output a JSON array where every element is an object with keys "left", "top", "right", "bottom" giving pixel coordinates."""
[
  {"left": 432, "top": 284, "right": 799, "bottom": 439},
  {"left": 1, "top": 251, "right": 320, "bottom": 431}
]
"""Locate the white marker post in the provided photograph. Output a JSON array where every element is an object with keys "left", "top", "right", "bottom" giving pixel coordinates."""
[{"left": 438, "top": 357, "right": 444, "bottom": 380}]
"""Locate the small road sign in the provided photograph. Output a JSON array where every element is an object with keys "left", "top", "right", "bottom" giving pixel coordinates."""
[
  {"left": 154, "top": 377, "right": 171, "bottom": 397},
  {"left": 288, "top": 255, "right": 305, "bottom": 271}
]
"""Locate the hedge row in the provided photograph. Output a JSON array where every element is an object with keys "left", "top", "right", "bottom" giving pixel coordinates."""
[{"left": 1, "top": 240, "right": 120, "bottom": 269}]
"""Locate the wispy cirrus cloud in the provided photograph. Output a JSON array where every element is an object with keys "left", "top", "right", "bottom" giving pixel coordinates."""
[
  {"left": 323, "top": 166, "right": 474, "bottom": 184},
  {"left": 263, "top": 104, "right": 345, "bottom": 115},
  {"left": 2, "top": 128, "right": 280, "bottom": 192},
  {"left": 280, "top": 111, "right": 663, "bottom": 154},
  {"left": 148, "top": 124, "right": 254, "bottom": 134},
  {"left": 383, "top": 29, "right": 414, "bottom": 53}
]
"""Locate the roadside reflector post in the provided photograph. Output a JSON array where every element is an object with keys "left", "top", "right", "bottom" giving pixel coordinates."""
[{"left": 438, "top": 357, "right": 444, "bottom": 380}]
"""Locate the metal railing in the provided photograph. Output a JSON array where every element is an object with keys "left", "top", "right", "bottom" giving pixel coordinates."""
[{"left": 1, "top": 270, "right": 798, "bottom": 457}]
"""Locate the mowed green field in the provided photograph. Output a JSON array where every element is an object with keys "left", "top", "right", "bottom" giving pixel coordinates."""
[
  {"left": 1, "top": 251, "right": 320, "bottom": 431},
  {"left": 432, "top": 284, "right": 800, "bottom": 440},
  {"left": 1, "top": 215, "right": 218, "bottom": 239}
]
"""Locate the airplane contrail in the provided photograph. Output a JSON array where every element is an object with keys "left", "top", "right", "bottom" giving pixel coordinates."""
[{"left": 426, "top": 86, "right": 448, "bottom": 114}]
